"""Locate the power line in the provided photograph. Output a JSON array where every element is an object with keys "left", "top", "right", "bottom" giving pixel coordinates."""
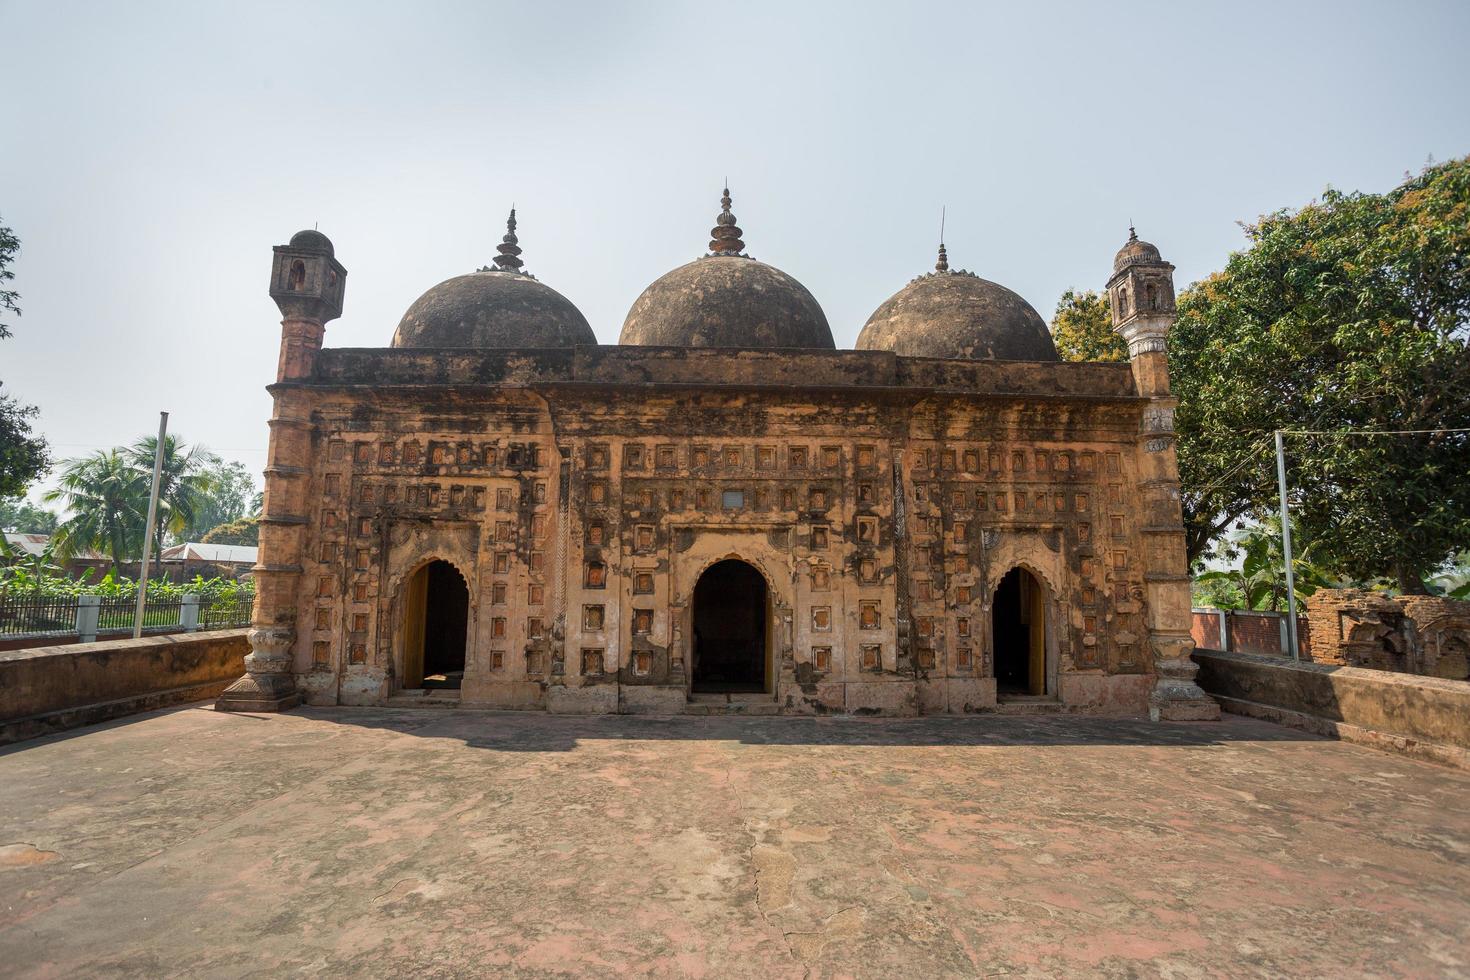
[
  {"left": 1281, "top": 427, "right": 1470, "bottom": 436},
  {"left": 45, "top": 442, "right": 268, "bottom": 454},
  {"left": 1189, "top": 434, "right": 1276, "bottom": 500},
  {"left": 1192, "top": 425, "right": 1469, "bottom": 499}
]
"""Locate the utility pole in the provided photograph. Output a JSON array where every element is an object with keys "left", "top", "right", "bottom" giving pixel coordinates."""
[
  {"left": 1274, "top": 430, "right": 1300, "bottom": 661},
  {"left": 133, "top": 412, "right": 169, "bottom": 640}
]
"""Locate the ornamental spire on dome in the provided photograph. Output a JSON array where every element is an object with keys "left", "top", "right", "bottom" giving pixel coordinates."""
[
  {"left": 935, "top": 207, "right": 949, "bottom": 272},
  {"left": 492, "top": 208, "right": 524, "bottom": 273},
  {"left": 707, "top": 185, "right": 746, "bottom": 256}
]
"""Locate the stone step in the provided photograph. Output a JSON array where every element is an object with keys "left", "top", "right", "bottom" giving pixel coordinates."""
[
  {"left": 993, "top": 699, "right": 1065, "bottom": 715},
  {"left": 386, "top": 691, "right": 463, "bottom": 709},
  {"left": 682, "top": 700, "right": 782, "bottom": 716}
]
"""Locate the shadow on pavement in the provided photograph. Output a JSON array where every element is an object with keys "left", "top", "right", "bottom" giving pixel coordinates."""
[{"left": 287, "top": 704, "right": 1321, "bottom": 753}]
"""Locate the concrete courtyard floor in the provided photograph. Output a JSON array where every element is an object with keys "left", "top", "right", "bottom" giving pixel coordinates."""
[{"left": 1, "top": 706, "right": 1468, "bottom": 979}]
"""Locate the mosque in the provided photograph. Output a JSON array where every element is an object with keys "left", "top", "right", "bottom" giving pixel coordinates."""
[{"left": 216, "top": 191, "right": 1218, "bottom": 720}]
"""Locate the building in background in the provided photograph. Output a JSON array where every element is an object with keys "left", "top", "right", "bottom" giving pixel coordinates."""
[
  {"left": 158, "top": 542, "right": 257, "bottom": 583},
  {"left": 1, "top": 533, "right": 111, "bottom": 580}
]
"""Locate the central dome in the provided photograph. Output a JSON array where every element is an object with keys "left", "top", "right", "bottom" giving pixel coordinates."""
[
  {"left": 856, "top": 245, "right": 1058, "bottom": 362},
  {"left": 619, "top": 190, "right": 834, "bottom": 349},
  {"left": 392, "top": 211, "right": 595, "bottom": 350}
]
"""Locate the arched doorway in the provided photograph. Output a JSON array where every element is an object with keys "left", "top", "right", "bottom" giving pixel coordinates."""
[
  {"left": 993, "top": 567, "right": 1047, "bottom": 698},
  {"left": 691, "top": 559, "right": 769, "bottom": 694},
  {"left": 401, "top": 560, "right": 469, "bottom": 690}
]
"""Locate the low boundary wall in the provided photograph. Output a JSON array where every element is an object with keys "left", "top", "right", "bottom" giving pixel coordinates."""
[
  {"left": 1192, "top": 647, "right": 1470, "bottom": 769},
  {"left": 0, "top": 629, "right": 250, "bottom": 746},
  {"left": 1190, "top": 607, "right": 1311, "bottom": 658}
]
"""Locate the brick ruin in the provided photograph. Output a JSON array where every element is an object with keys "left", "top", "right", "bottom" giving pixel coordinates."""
[
  {"left": 1306, "top": 588, "right": 1470, "bottom": 681},
  {"left": 214, "top": 200, "right": 1218, "bottom": 720}
]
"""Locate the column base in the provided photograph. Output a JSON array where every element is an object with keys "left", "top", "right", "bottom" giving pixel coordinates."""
[
  {"left": 1150, "top": 695, "right": 1221, "bottom": 722},
  {"left": 1149, "top": 639, "right": 1221, "bottom": 722},
  {"left": 215, "top": 673, "right": 301, "bottom": 713},
  {"left": 1149, "top": 678, "right": 1221, "bottom": 721}
]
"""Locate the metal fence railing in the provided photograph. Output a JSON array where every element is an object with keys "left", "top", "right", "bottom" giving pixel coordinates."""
[
  {"left": 200, "top": 597, "right": 254, "bottom": 630},
  {"left": 0, "top": 596, "right": 80, "bottom": 637},
  {"left": 0, "top": 593, "right": 254, "bottom": 643}
]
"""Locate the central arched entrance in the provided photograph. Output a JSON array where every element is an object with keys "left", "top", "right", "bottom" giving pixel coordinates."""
[
  {"left": 993, "top": 566, "right": 1047, "bottom": 698},
  {"left": 691, "top": 559, "right": 769, "bottom": 694},
  {"left": 401, "top": 560, "right": 469, "bottom": 690}
]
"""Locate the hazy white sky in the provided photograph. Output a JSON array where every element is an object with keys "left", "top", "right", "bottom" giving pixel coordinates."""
[{"left": 3, "top": 0, "right": 1468, "bottom": 502}]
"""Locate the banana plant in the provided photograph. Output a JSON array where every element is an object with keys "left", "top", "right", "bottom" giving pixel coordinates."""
[{"left": 1194, "top": 521, "right": 1333, "bottom": 611}]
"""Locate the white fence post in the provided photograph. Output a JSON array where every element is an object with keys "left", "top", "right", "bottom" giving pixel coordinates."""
[
  {"left": 180, "top": 594, "right": 201, "bottom": 632},
  {"left": 76, "top": 595, "right": 101, "bottom": 643}
]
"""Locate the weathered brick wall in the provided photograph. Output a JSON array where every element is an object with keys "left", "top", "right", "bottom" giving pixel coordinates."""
[
  {"left": 1395, "top": 595, "right": 1470, "bottom": 680},
  {"left": 1305, "top": 589, "right": 1469, "bottom": 680},
  {"left": 274, "top": 347, "right": 1166, "bottom": 714},
  {"left": 1191, "top": 610, "right": 1223, "bottom": 650},
  {"left": 1227, "top": 613, "right": 1284, "bottom": 656}
]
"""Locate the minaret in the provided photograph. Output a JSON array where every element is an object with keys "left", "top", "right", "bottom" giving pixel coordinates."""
[
  {"left": 1106, "top": 228, "right": 1220, "bottom": 722},
  {"left": 217, "top": 229, "right": 346, "bottom": 713}
]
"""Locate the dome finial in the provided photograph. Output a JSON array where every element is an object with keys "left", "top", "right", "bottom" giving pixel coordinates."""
[
  {"left": 708, "top": 185, "right": 746, "bottom": 256},
  {"left": 935, "top": 206, "right": 949, "bottom": 272},
  {"left": 1128, "top": 221, "right": 1138, "bottom": 242},
  {"left": 492, "top": 207, "right": 524, "bottom": 273}
]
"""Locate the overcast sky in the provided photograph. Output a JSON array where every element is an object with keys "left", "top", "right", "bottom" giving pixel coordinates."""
[{"left": 3, "top": 0, "right": 1468, "bottom": 504}]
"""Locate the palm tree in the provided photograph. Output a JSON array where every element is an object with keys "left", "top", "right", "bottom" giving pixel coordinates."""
[
  {"left": 126, "top": 435, "right": 220, "bottom": 580},
  {"left": 45, "top": 449, "right": 146, "bottom": 577}
]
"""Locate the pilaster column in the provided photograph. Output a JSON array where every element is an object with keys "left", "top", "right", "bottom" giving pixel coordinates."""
[
  {"left": 1129, "top": 368, "right": 1218, "bottom": 722},
  {"left": 216, "top": 391, "right": 316, "bottom": 712}
]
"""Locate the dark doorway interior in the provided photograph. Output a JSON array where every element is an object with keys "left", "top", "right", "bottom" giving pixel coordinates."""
[
  {"left": 691, "top": 559, "right": 767, "bottom": 694},
  {"left": 993, "top": 566, "right": 1043, "bottom": 697},
  {"left": 422, "top": 560, "right": 468, "bottom": 690}
]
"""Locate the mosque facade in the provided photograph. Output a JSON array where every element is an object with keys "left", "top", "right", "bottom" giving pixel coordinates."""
[{"left": 216, "top": 193, "right": 1218, "bottom": 720}]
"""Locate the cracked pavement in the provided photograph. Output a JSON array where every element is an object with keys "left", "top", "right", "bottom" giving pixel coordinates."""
[{"left": 1, "top": 705, "right": 1468, "bottom": 977}]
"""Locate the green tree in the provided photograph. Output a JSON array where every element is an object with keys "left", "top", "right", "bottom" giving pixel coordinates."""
[
  {"left": 46, "top": 449, "right": 146, "bottom": 576},
  {"left": 0, "top": 218, "right": 19, "bottom": 339},
  {"left": 1050, "top": 289, "right": 1129, "bottom": 362},
  {"left": 1430, "top": 550, "right": 1470, "bottom": 600},
  {"left": 126, "top": 435, "right": 220, "bottom": 575},
  {"left": 0, "top": 495, "right": 59, "bottom": 534},
  {"left": 0, "top": 219, "right": 49, "bottom": 497},
  {"left": 1170, "top": 158, "right": 1470, "bottom": 591},
  {"left": 0, "top": 384, "right": 49, "bottom": 499},
  {"left": 182, "top": 460, "right": 260, "bottom": 541},
  {"left": 201, "top": 515, "right": 260, "bottom": 547}
]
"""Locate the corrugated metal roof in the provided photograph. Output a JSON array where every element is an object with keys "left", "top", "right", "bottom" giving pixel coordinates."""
[
  {"left": 159, "top": 542, "right": 258, "bottom": 564},
  {"left": 2, "top": 533, "right": 109, "bottom": 561}
]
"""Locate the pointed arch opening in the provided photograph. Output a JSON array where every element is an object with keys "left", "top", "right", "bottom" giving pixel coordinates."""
[
  {"left": 401, "top": 559, "right": 469, "bottom": 690},
  {"left": 993, "top": 566, "right": 1048, "bottom": 698},
  {"left": 691, "top": 558, "right": 769, "bottom": 694}
]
